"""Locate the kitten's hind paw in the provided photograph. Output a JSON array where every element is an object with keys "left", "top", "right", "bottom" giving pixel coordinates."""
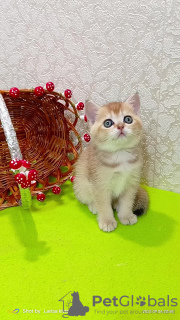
[
  {"left": 88, "top": 204, "right": 97, "bottom": 214},
  {"left": 119, "top": 213, "right": 137, "bottom": 225},
  {"left": 99, "top": 219, "right": 117, "bottom": 232}
]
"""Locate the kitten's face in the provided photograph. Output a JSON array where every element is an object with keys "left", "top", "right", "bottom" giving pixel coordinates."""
[{"left": 90, "top": 102, "right": 143, "bottom": 151}]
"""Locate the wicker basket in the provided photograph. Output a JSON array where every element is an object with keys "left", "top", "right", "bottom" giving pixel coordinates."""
[{"left": 0, "top": 89, "right": 82, "bottom": 210}]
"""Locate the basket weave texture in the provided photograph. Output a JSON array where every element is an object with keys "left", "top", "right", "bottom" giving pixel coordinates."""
[{"left": 0, "top": 89, "right": 82, "bottom": 210}]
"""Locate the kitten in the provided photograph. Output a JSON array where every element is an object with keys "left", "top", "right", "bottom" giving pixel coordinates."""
[{"left": 73, "top": 93, "right": 149, "bottom": 232}]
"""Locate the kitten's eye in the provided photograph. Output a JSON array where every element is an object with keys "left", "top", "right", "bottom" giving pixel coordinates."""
[
  {"left": 103, "top": 119, "right": 114, "bottom": 128},
  {"left": 124, "top": 116, "right": 133, "bottom": 124}
]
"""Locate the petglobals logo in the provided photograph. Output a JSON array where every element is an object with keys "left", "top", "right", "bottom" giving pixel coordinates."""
[
  {"left": 59, "top": 291, "right": 178, "bottom": 317},
  {"left": 93, "top": 295, "right": 178, "bottom": 308}
]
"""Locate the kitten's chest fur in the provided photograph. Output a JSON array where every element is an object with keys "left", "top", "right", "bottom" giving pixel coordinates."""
[
  {"left": 99, "top": 149, "right": 142, "bottom": 197},
  {"left": 110, "top": 170, "right": 131, "bottom": 197}
]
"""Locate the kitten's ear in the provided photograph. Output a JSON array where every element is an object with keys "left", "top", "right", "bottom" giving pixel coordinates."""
[
  {"left": 85, "top": 100, "right": 100, "bottom": 124},
  {"left": 125, "top": 93, "right": 140, "bottom": 114}
]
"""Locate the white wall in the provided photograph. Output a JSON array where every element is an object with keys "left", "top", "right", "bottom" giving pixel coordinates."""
[{"left": 0, "top": 0, "right": 179, "bottom": 192}]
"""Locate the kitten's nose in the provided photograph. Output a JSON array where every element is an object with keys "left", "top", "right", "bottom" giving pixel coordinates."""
[{"left": 117, "top": 124, "right": 124, "bottom": 130}]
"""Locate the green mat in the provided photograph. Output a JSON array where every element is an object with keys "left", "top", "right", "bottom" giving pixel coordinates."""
[{"left": 1, "top": 182, "right": 180, "bottom": 319}]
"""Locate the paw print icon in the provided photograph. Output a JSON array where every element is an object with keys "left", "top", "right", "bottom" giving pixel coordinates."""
[{"left": 136, "top": 296, "right": 146, "bottom": 306}]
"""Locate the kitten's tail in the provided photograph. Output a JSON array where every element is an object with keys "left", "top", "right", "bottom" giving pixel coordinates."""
[{"left": 133, "top": 187, "right": 149, "bottom": 216}]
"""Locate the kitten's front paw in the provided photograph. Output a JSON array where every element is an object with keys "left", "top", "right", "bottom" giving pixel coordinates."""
[
  {"left": 119, "top": 213, "right": 137, "bottom": 225},
  {"left": 99, "top": 219, "right": 117, "bottom": 232}
]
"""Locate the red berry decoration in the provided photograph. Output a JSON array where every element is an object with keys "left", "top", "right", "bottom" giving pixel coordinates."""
[
  {"left": 21, "top": 183, "right": 27, "bottom": 189},
  {"left": 25, "top": 180, "right": 31, "bottom": 188},
  {"left": 77, "top": 102, "right": 84, "bottom": 110},
  {"left": 70, "top": 176, "right": 75, "bottom": 183},
  {"left": 9, "top": 87, "right": 20, "bottom": 98},
  {"left": 22, "top": 159, "right": 31, "bottom": 169},
  {"left": 9, "top": 159, "right": 22, "bottom": 170},
  {"left": 46, "top": 82, "right": 55, "bottom": 92},
  {"left": 84, "top": 133, "right": 91, "bottom": 142},
  {"left": 28, "top": 169, "right": 38, "bottom": 181},
  {"left": 52, "top": 185, "right": 61, "bottom": 195},
  {"left": 64, "top": 89, "right": 72, "bottom": 99},
  {"left": 34, "top": 86, "right": 44, "bottom": 96},
  {"left": 22, "top": 179, "right": 35, "bottom": 188},
  {"left": 14, "top": 173, "right": 26, "bottom": 184},
  {"left": 30, "top": 180, "right": 37, "bottom": 186},
  {"left": 84, "top": 115, "right": 87, "bottom": 122},
  {"left": 37, "top": 192, "right": 46, "bottom": 202},
  {"left": 21, "top": 180, "right": 31, "bottom": 189}
]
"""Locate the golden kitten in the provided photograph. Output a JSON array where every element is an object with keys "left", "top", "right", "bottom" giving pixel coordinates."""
[{"left": 73, "top": 93, "right": 149, "bottom": 232}]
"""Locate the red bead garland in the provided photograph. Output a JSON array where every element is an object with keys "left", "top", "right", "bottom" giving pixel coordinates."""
[
  {"left": 22, "top": 159, "right": 31, "bottom": 169},
  {"left": 34, "top": 86, "right": 44, "bottom": 96},
  {"left": 52, "top": 185, "right": 61, "bottom": 194},
  {"left": 21, "top": 182, "right": 28, "bottom": 189},
  {"left": 64, "top": 89, "right": 72, "bottom": 99},
  {"left": 46, "top": 82, "right": 55, "bottom": 92},
  {"left": 9, "top": 159, "right": 22, "bottom": 170},
  {"left": 77, "top": 102, "right": 84, "bottom": 110},
  {"left": 30, "top": 180, "right": 37, "bottom": 186},
  {"left": 70, "top": 176, "right": 75, "bottom": 183},
  {"left": 37, "top": 192, "right": 46, "bottom": 201},
  {"left": 9, "top": 87, "right": 20, "bottom": 98},
  {"left": 21, "top": 180, "right": 31, "bottom": 189},
  {"left": 84, "top": 133, "right": 91, "bottom": 142},
  {"left": 14, "top": 173, "right": 26, "bottom": 184},
  {"left": 28, "top": 169, "right": 38, "bottom": 180}
]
